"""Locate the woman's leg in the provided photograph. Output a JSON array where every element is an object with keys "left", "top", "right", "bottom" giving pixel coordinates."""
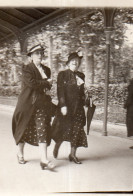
[
  {"left": 70, "top": 146, "right": 76, "bottom": 157},
  {"left": 39, "top": 142, "right": 48, "bottom": 163},
  {"left": 17, "top": 142, "right": 25, "bottom": 158},
  {"left": 35, "top": 109, "right": 55, "bottom": 169},
  {"left": 53, "top": 141, "right": 62, "bottom": 158},
  {"left": 69, "top": 145, "right": 82, "bottom": 164},
  {"left": 17, "top": 142, "right": 26, "bottom": 164},
  {"left": 39, "top": 142, "right": 55, "bottom": 169}
]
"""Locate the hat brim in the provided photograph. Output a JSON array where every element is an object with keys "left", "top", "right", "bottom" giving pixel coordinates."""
[
  {"left": 27, "top": 48, "right": 44, "bottom": 57},
  {"left": 66, "top": 56, "right": 83, "bottom": 65}
]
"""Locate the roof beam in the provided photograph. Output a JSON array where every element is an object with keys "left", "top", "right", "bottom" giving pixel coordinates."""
[
  {"left": 14, "top": 9, "right": 35, "bottom": 22},
  {"left": 0, "top": 25, "right": 10, "bottom": 34},
  {"left": 0, "top": 18, "right": 22, "bottom": 36},
  {"left": 0, "top": 10, "right": 27, "bottom": 26},
  {"left": 0, "top": 8, "right": 67, "bottom": 43},
  {"left": 16, "top": 8, "right": 43, "bottom": 19},
  {"left": 37, "top": 8, "right": 56, "bottom": 15},
  {"left": 8, "top": 8, "right": 36, "bottom": 23},
  {"left": 22, "top": 8, "right": 68, "bottom": 32},
  {"left": 32, "top": 8, "right": 47, "bottom": 17},
  {"left": 0, "top": 8, "right": 97, "bottom": 43},
  {"left": 35, "top": 8, "right": 48, "bottom": 15},
  {"left": 0, "top": 31, "right": 8, "bottom": 37},
  {"left": 0, "top": 32, "right": 5, "bottom": 37}
]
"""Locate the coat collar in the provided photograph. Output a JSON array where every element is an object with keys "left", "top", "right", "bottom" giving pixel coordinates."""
[{"left": 30, "top": 62, "right": 45, "bottom": 79}]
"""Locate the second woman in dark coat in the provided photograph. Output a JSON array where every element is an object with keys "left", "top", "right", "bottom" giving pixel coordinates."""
[{"left": 51, "top": 52, "right": 88, "bottom": 164}]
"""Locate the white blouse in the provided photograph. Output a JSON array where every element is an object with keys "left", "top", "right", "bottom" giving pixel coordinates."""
[{"left": 76, "top": 75, "right": 84, "bottom": 86}]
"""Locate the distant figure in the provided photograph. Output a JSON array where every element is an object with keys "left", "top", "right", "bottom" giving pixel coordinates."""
[
  {"left": 124, "top": 68, "right": 133, "bottom": 149},
  {"left": 51, "top": 52, "right": 88, "bottom": 164},
  {"left": 12, "top": 44, "right": 55, "bottom": 170}
]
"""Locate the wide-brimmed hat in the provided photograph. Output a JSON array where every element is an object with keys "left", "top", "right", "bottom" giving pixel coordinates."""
[
  {"left": 66, "top": 52, "right": 83, "bottom": 65},
  {"left": 27, "top": 44, "right": 44, "bottom": 56}
]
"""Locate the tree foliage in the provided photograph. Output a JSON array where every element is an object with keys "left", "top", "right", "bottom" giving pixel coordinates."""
[{"left": 0, "top": 8, "right": 133, "bottom": 86}]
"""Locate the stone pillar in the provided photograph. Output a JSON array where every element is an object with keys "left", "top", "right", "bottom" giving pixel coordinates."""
[
  {"left": 84, "top": 42, "right": 94, "bottom": 86},
  {"left": 18, "top": 32, "right": 29, "bottom": 64},
  {"left": 84, "top": 42, "right": 91, "bottom": 87},
  {"left": 103, "top": 30, "right": 112, "bottom": 136},
  {"left": 102, "top": 8, "right": 116, "bottom": 136}
]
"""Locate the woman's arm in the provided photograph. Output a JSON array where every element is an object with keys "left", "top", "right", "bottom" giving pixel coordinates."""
[
  {"left": 22, "top": 65, "right": 51, "bottom": 90},
  {"left": 57, "top": 71, "right": 66, "bottom": 108}
]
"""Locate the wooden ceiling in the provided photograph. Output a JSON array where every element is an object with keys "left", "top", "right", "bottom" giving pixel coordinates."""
[{"left": 0, "top": 8, "right": 67, "bottom": 41}]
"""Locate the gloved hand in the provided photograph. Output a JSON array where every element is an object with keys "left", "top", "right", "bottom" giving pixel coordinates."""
[{"left": 61, "top": 106, "right": 67, "bottom": 115}]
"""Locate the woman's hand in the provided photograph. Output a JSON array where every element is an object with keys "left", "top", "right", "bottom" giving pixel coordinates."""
[
  {"left": 44, "top": 89, "right": 51, "bottom": 96},
  {"left": 47, "top": 78, "right": 53, "bottom": 85},
  {"left": 61, "top": 106, "right": 67, "bottom": 115}
]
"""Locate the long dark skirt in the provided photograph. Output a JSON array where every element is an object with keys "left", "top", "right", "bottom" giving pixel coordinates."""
[
  {"left": 20, "top": 108, "right": 51, "bottom": 146},
  {"left": 51, "top": 107, "right": 88, "bottom": 148},
  {"left": 126, "top": 105, "right": 133, "bottom": 137}
]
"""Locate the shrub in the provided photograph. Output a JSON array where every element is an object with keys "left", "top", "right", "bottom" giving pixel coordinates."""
[
  {"left": 87, "top": 83, "right": 128, "bottom": 106},
  {"left": 0, "top": 86, "right": 21, "bottom": 96}
]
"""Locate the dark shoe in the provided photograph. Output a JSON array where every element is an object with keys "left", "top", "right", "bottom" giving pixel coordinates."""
[
  {"left": 69, "top": 155, "right": 82, "bottom": 164},
  {"left": 17, "top": 155, "right": 26, "bottom": 164},
  {"left": 40, "top": 161, "right": 55, "bottom": 170},
  {"left": 129, "top": 146, "right": 133, "bottom": 149}
]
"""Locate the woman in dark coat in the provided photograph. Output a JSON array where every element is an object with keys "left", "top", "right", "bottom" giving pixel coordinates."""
[
  {"left": 12, "top": 44, "right": 55, "bottom": 170},
  {"left": 124, "top": 69, "right": 133, "bottom": 148},
  {"left": 51, "top": 52, "right": 88, "bottom": 164}
]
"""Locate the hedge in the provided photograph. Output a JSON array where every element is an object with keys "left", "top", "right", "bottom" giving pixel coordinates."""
[
  {"left": 87, "top": 83, "right": 128, "bottom": 106},
  {"left": 0, "top": 86, "right": 21, "bottom": 96},
  {"left": 0, "top": 83, "right": 128, "bottom": 123},
  {"left": 0, "top": 83, "right": 129, "bottom": 106}
]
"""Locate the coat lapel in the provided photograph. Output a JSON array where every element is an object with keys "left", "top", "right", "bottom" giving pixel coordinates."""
[{"left": 31, "top": 62, "right": 42, "bottom": 79}]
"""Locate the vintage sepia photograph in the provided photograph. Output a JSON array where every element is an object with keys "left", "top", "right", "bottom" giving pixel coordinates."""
[{"left": 0, "top": 0, "right": 133, "bottom": 196}]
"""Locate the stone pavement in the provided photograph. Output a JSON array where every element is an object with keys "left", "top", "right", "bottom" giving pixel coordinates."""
[{"left": 0, "top": 104, "right": 133, "bottom": 196}]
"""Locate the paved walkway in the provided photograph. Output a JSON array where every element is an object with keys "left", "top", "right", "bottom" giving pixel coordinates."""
[{"left": 0, "top": 104, "right": 133, "bottom": 196}]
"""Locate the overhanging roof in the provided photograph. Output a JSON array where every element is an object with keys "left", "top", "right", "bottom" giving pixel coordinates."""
[
  {"left": 0, "top": 8, "right": 68, "bottom": 42},
  {"left": 0, "top": 7, "right": 98, "bottom": 43}
]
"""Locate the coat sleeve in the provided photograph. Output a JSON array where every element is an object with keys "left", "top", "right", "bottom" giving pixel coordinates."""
[
  {"left": 22, "top": 65, "right": 51, "bottom": 90},
  {"left": 124, "top": 80, "right": 133, "bottom": 108},
  {"left": 57, "top": 71, "right": 66, "bottom": 108}
]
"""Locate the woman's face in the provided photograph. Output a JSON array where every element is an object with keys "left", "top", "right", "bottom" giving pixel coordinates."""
[
  {"left": 31, "top": 50, "right": 43, "bottom": 65},
  {"left": 68, "top": 57, "right": 80, "bottom": 72}
]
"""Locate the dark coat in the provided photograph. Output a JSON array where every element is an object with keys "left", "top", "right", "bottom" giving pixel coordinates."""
[
  {"left": 51, "top": 69, "right": 86, "bottom": 142},
  {"left": 124, "top": 79, "right": 133, "bottom": 137},
  {"left": 12, "top": 62, "right": 52, "bottom": 145}
]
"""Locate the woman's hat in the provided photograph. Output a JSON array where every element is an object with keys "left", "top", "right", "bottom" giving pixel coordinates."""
[
  {"left": 66, "top": 52, "right": 83, "bottom": 64},
  {"left": 27, "top": 44, "right": 44, "bottom": 56}
]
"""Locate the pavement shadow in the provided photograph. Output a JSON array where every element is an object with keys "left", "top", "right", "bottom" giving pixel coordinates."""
[
  {"left": 78, "top": 147, "right": 133, "bottom": 163},
  {"left": 53, "top": 158, "right": 70, "bottom": 169},
  {"left": 25, "top": 158, "right": 39, "bottom": 163},
  {"left": 79, "top": 156, "right": 105, "bottom": 162}
]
